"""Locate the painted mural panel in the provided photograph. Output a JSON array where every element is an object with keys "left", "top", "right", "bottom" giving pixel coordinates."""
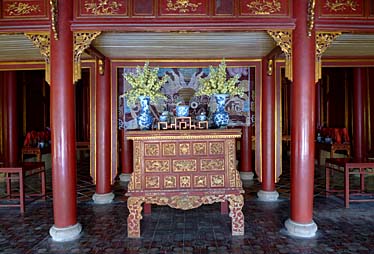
[
  {"left": 3, "top": 0, "right": 47, "bottom": 18},
  {"left": 78, "top": 0, "right": 127, "bottom": 17},
  {"left": 239, "top": 0, "right": 289, "bottom": 16},
  {"left": 319, "top": 0, "right": 364, "bottom": 17},
  {"left": 118, "top": 65, "right": 255, "bottom": 130},
  {"left": 159, "top": 0, "right": 208, "bottom": 16}
]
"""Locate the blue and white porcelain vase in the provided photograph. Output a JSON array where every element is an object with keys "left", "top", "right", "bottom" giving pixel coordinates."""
[
  {"left": 137, "top": 96, "right": 153, "bottom": 130},
  {"left": 213, "top": 94, "right": 229, "bottom": 128}
]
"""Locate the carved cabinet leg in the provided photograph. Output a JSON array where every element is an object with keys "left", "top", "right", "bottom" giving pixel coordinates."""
[
  {"left": 227, "top": 194, "right": 244, "bottom": 236},
  {"left": 127, "top": 196, "right": 145, "bottom": 238}
]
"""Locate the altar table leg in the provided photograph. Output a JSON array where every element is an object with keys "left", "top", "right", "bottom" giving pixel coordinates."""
[
  {"left": 344, "top": 167, "right": 349, "bottom": 208},
  {"left": 227, "top": 195, "right": 244, "bottom": 236},
  {"left": 127, "top": 196, "right": 145, "bottom": 238},
  {"left": 19, "top": 172, "right": 25, "bottom": 213}
]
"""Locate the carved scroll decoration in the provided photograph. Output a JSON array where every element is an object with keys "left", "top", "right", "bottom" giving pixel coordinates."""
[
  {"left": 50, "top": 0, "right": 58, "bottom": 40},
  {"left": 24, "top": 33, "right": 51, "bottom": 84},
  {"left": 307, "top": 0, "right": 316, "bottom": 37},
  {"left": 73, "top": 31, "right": 101, "bottom": 83},
  {"left": 267, "top": 30, "right": 292, "bottom": 81},
  {"left": 166, "top": 0, "right": 202, "bottom": 13},
  {"left": 325, "top": 0, "right": 358, "bottom": 12},
  {"left": 246, "top": 0, "right": 281, "bottom": 15},
  {"left": 315, "top": 32, "right": 341, "bottom": 82},
  {"left": 5, "top": 2, "right": 41, "bottom": 16},
  {"left": 84, "top": 0, "right": 123, "bottom": 15}
]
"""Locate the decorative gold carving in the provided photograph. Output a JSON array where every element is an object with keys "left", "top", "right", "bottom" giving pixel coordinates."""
[
  {"left": 227, "top": 194, "right": 245, "bottom": 236},
  {"left": 267, "top": 30, "right": 292, "bottom": 81},
  {"left": 166, "top": 0, "right": 202, "bottom": 13},
  {"left": 179, "top": 143, "right": 190, "bottom": 155},
  {"left": 74, "top": 32, "right": 101, "bottom": 83},
  {"left": 159, "top": 117, "right": 208, "bottom": 130},
  {"left": 209, "top": 142, "right": 224, "bottom": 155},
  {"left": 315, "top": 32, "right": 341, "bottom": 82},
  {"left": 127, "top": 134, "right": 241, "bottom": 141},
  {"left": 98, "top": 59, "right": 104, "bottom": 75},
  {"left": 324, "top": 0, "right": 358, "bottom": 12},
  {"left": 193, "top": 142, "right": 206, "bottom": 155},
  {"left": 173, "top": 160, "right": 197, "bottom": 172},
  {"left": 179, "top": 176, "right": 191, "bottom": 188},
  {"left": 127, "top": 196, "right": 145, "bottom": 238},
  {"left": 84, "top": 0, "right": 123, "bottom": 15},
  {"left": 210, "top": 175, "right": 225, "bottom": 187},
  {"left": 194, "top": 175, "right": 207, "bottom": 188},
  {"left": 128, "top": 141, "right": 142, "bottom": 190},
  {"left": 5, "top": 2, "right": 41, "bottom": 15},
  {"left": 227, "top": 140, "right": 241, "bottom": 188},
  {"left": 145, "top": 143, "right": 160, "bottom": 156},
  {"left": 201, "top": 159, "right": 225, "bottom": 171},
  {"left": 267, "top": 59, "right": 273, "bottom": 76},
  {"left": 246, "top": 0, "right": 281, "bottom": 14},
  {"left": 50, "top": 0, "right": 58, "bottom": 40},
  {"left": 163, "top": 143, "right": 176, "bottom": 156},
  {"left": 145, "top": 176, "right": 160, "bottom": 189},
  {"left": 307, "top": 0, "right": 316, "bottom": 37},
  {"left": 164, "top": 176, "right": 177, "bottom": 188},
  {"left": 145, "top": 160, "right": 170, "bottom": 172},
  {"left": 24, "top": 33, "right": 51, "bottom": 84}
]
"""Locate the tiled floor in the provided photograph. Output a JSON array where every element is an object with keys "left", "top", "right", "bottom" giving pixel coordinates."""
[{"left": 1, "top": 158, "right": 374, "bottom": 254}]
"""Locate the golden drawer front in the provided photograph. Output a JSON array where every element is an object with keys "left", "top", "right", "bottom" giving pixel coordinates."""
[
  {"left": 210, "top": 175, "right": 225, "bottom": 188},
  {"left": 162, "top": 143, "right": 176, "bottom": 156},
  {"left": 200, "top": 159, "right": 225, "bottom": 171},
  {"left": 144, "top": 160, "right": 170, "bottom": 172},
  {"left": 144, "top": 143, "right": 160, "bottom": 157},
  {"left": 172, "top": 159, "right": 197, "bottom": 172},
  {"left": 179, "top": 175, "right": 191, "bottom": 188},
  {"left": 193, "top": 175, "right": 207, "bottom": 188},
  {"left": 193, "top": 142, "right": 207, "bottom": 155},
  {"left": 164, "top": 176, "right": 177, "bottom": 189},
  {"left": 209, "top": 141, "right": 225, "bottom": 155},
  {"left": 178, "top": 143, "right": 191, "bottom": 156},
  {"left": 145, "top": 176, "right": 160, "bottom": 189}
]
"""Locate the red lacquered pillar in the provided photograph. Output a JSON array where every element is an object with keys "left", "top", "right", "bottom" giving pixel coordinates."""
[
  {"left": 49, "top": 0, "right": 82, "bottom": 242},
  {"left": 353, "top": 68, "right": 367, "bottom": 161},
  {"left": 119, "top": 129, "right": 133, "bottom": 182},
  {"left": 93, "top": 58, "right": 114, "bottom": 204},
  {"left": 3, "top": 72, "right": 18, "bottom": 164},
  {"left": 285, "top": 0, "right": 318, "bottom": 238},
  {"left": 257, "top": 58, "right": 279, "bottom": 201},
  {"left": 240, "top": 126, "right": 254, "bottom": 180}
]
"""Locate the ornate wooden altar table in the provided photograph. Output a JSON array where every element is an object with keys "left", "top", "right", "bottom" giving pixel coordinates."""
[
  {"left": 316, "top": 142, "right": 350, "bottom": 167},
  {"left": 126, "top": 129, "right": 244, "bottom": 238},
  {"left": 0, "top": 162, "right": 46, "bottom": 213},
  {"left": 325, "top": 158, "right": 374, "bottom": 208},
  {"left": 21, "top": 146, "right": 51, "bottom": 162}
]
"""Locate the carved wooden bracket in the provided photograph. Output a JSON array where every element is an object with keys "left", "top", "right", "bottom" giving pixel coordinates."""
[{"left": 267, "top": 30, "right": 292, "bottom": 81}]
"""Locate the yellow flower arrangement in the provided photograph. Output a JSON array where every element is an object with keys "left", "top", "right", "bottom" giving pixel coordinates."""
[
  {"left": 196, "top": 60, "right": 244, "bottom": 97},
  {"left": 123, "top": 62, "right": 168, "bottom": 106}
]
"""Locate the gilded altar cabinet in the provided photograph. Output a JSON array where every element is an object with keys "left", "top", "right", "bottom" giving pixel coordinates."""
[{"left": 125, "top": 128, "right": 244, "bottom": 238}]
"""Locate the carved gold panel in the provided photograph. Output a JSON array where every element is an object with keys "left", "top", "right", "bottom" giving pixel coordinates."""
[
  {"left": 209, "top": 142, "right": 224, "bottom": 155},
  {"left": 145, "top": 160, "right": 170, "bottom": 172},
  {"left": 173, "top": 160, "right": 197, "bottom": 172},
  {"left": 179, "top": 143, "right": 190, "bottom": 155},
  {"left": 164, "top": 176, "right": 177, "bottom": 188},
  {"left": 163, "top": 143, "right": 176, "bottom": 156},
  {"left": 201, "top": 159, "right": 225, "bottom": 171},
  {"left": 145, "top": 176, "right": 160, "bottom": 189},
  {"left": 179, "top": 175, "right": 191, "bottom": 188},
  {"left": 194, "top": 175, "right": 207, "bottom": 188},
  {"left": 193, "top": 142, "right": 207, "bottom": 155},
  {"left": 210, "top": 175, "right": 225, "bottom": 188},
  {"left": 145, "top": 143, "right": 160, "bottom": 156}
]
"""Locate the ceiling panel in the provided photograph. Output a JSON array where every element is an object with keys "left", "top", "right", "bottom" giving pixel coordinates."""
[{"left": 324, "top": 33, "right": 374, "bottom": 57}]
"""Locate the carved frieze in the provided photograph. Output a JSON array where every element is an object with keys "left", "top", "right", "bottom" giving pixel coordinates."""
[
  {"left": 179, "top": 175, "right": 191, "bottom": 188},
  {"left": 81, "top": 0, "right": 127, "bottom": 16},
  {"left": 145, "top": 176, "right": 160, "bottom": 189},
  {"left": 4, "top": 1, "right": 45, "bottom": 18},
  {"left": 179, "top": 143, "right": 190, "bottom": 155},
  {"left": 193, "top": 142, "right": 207, "bottom": 155},
  {"left": 210, "top": 175, "right": 225, "bottom": 187},
  {"left": 201, "top": 159, "right": 225, "bottom": 171},
  {"left": 164, "top": 176, "right": 177, "bottom": 188},
  {"left": 240, "top": 0, "right": 289, "bottom": 16},
  {"left": 320, "top": 0, "right": 363, "bottom": 16},
  {"left": 194, "top": 175, "right": 207, "bottom": 188},
  {"left": 163, "top": 143, "right": 176, "bottom": 156},
  {"left": 145, "top": 143, "right": 160, "bottom": 156},
  {"left": 160, "top": 0, "right": 207, "bottom": 15},
  {"left": 209, "top": 142, "right": 224, "bottom": 155},
  {"left": 145, "top": 160, "right": 170, "bottom": 172},
  {"left": 173, "top": 160, "right": 197, "bottom": 172}
]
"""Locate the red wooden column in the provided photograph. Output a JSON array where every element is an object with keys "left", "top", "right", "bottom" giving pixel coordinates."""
[
  {"left": 3, "top": 72, "right": 18, "bottom": 164},
  {"left": 49, "top": 0, "right": 82, "bottom": 242},
  {"left": 240, "top": 126, "right": 254, "bottom": 180},
  {"left": 119, "top": 129, "right": 133, "bottom": 182},
  {"left": 257, "top": 58, "right": 279, "bottom": 201},
  {"left": 285, "top": 0, "right": 318, "bottom": 238},
  {"left": 353, "top": 68, "right": 367, "bottom": 161},
  {"left": 93, "top": 58, "right": 114, "bottom": 204}
]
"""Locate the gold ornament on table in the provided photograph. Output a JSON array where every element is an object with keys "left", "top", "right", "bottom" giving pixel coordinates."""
[{"left": 123, "top": 62, "right": 168, "bottom": 106}]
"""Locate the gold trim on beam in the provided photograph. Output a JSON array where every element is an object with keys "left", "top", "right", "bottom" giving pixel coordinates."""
[
  {"left": 127, "top": 134, "right": 242, "bottom": 141},
  {"left": 24, "top": 33, "right": 51, "bottom": 84},
  {"left": 315, "top": 32, "right": 341, "bottom": 82},
  {"left": 267, "top": 30, "right": 292, "bottom": 81},
  {"left": 73, "top": 31, "right": 101, "bottom": 83},
  {"left": 49, "top": 0, "right": 58, "bottom": 40},
  {"left": 307, "top": 0, "right": 316, "bottom": 37}
]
